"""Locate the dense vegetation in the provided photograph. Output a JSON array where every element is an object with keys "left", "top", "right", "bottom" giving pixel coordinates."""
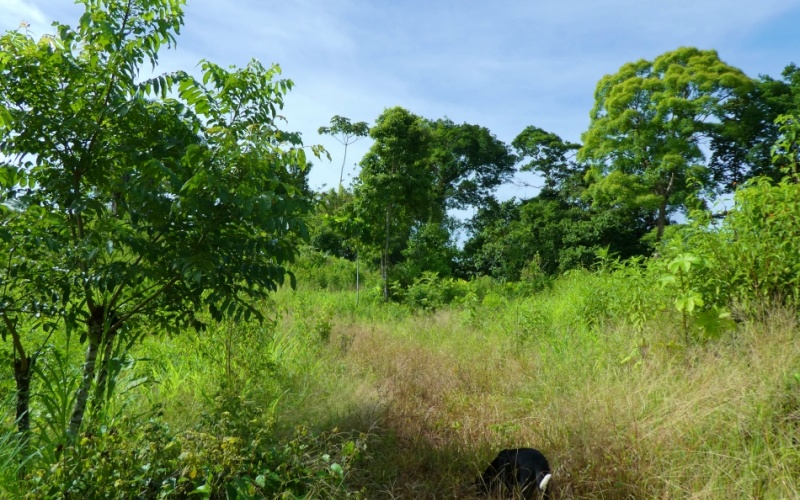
[{"left": 1, "top": 0, "right": 799, "bottom": 498}]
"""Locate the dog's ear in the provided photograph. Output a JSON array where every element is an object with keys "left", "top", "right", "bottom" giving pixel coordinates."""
[{"left": 539, "top": 473, "right": 552, "bottom": 491}]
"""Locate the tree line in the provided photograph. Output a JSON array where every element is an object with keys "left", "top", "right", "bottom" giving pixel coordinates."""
[{"left": 313, "top": 48, "right": 800, "bottom": 294}]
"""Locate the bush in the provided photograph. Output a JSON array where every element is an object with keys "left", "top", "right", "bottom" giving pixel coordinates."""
[
  {"left": 661, "top": 177, "right": 800, "bottom": 321},
  {"left": 293, "top": 249, "right": 377, "bottom": 292},
  {"left": 401, "top": 272, "right": 470, "bottom": 310},
  {"left": 22, "top": 411, "right": 368, "bottom": 499}
]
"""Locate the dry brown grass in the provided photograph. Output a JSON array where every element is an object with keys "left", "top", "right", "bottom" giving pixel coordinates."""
[{"left": 284, "top": 295, "right": 800, "bottom": 499}]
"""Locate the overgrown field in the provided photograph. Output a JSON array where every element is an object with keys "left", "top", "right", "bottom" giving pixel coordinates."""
[
  {"left": 279, "top": 271, "right": 800, "bottom": 499},
  {"left": 4, "top": 261, "right": 800, "bottom": 498},
  {"left": 3, "top": 161, "right": 800, "bottom": 498}
]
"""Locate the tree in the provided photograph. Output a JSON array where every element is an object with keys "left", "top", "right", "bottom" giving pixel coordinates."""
[
  {"left": 463, "top": 193, "right": 650, "bottom": 280},
  {"left": 318, "top": 115, "right": 369, "bottom": 190},
  {"left": 709, "top": 63, "right": 800, "bottom": 189},
  {"left": 427, "top": 119, "right": 516, "bottom": 219},
  {"left": 512, "top": 125, "right": 583, "bottom": 196},
  {"left": 579, "top": 47, "right": 753, "bottom": 240},
  {"left": 354, "top": 107, "right": 433, "bottom": 299},
  {"left": 462, "top": 126, "right": 651, "bottom": 280},
  {"left": 0, "top": 0, "right": 318, "bottom": 440}
]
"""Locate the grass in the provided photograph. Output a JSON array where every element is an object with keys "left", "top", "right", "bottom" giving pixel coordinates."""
[
  {"left": 275, "top": 278, "right": 800, "bottom": 498},
  {"left": 3, "top": 265, "right": 800, "bottom": 498}
]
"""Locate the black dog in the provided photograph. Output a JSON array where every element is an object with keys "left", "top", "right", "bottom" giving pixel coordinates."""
[{"left": 476, "top": 448, "right": 552, "bottom": 499}]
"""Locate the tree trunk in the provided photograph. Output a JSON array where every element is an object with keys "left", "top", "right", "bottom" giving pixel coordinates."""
[
  {"left": 656, "top": 199, "right": 667, "bottom": 241},
  {"left": 356, "top": 250, "right": 360, "bottom": 308},
  {"left": 656, "top": 172, "right": 675, "bottom": 242},
  {"left": 382, "top": 204, "right": 392, "bottom": 301},
  {"left": 339, "top": 144, "right": 348, "bottom": 191},
  {"left": 67, "top": 325, "right": 102, "bottom": 440},
  {"left": 91, "top": 330, "right": 116, "bottom": 412},
  {"left": 13, "top": 356, "right": 34, "bottom": 439},
  {"left": 5, "top": 314, "right": 34, "bottom": 440}
]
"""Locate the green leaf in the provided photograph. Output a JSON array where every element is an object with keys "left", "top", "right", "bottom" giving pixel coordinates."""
[{"left": 190, "top": 483, "right": 211, "bottom": 496}]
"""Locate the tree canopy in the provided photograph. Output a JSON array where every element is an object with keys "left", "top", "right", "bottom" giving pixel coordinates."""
[
  {"left": 579, "top": 47, "right": 753, "bottom": 240},
  {"left": 0, "top": 0, "right": 319, "bottom": 438},
  {"left": 318, "top": 115, "right": 369, "bottom": 190}
]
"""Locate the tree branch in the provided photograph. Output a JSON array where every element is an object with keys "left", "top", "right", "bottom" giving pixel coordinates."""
[{"left": 109, "top": 275, "right": 180, "bottom": 333}]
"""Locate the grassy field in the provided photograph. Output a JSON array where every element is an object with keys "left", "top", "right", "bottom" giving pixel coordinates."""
[
  {"left": 272, "top": 278, "right": 800, "bottom": 498},
  {"left": 4, "top": 265, "right": 800, "bottom": 498}
]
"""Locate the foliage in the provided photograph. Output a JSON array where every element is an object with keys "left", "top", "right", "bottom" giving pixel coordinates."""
[
  {"left": 427, "top": 118, "right": 516, "bottom": 216},
  {"left": 0, "top": 0, "right": 318, "bottom": 438},
  {"left": 656, "top": 252, "right": 729, "bottom": 341},
  {"left": 293, "top": 248, "right": 376, "bottom": 292},
  {"left": 318, "top": 115, "right": 369, "bottom": 190},
  {"left": 23, "top": 415, "right": 366, "bottom": 499},
  {"left": 400, "top": 272, "right": 470, "bottom": 310},
  {"left": 772, "top": 113, "right": 800, "bottom": 180},
  {"left": 1, "top": 9, "right": 800, "bottom": 497},
  {"left": 580, "top": 47, "right": 753, "bottom": 240},
  {"left": 659, "top": 175, "right": 800, "bottom": 320},
  {"left": 347, "top": 108, "right": 518, "bottom": 295},
  {"left": 709, "top": 64, "right": 800, "bottom": 189},
  {"left": 397, "top": 221, "right": 459, "bottom": 283},
  {"left": 463, "top": 194, "right": 650, "bottom": 280},
  {"left": 354, "top": 107, "right": 434, "bottom": 299},
  {"left": 512, "top": 125, "right": 583, "bottom": 194}
]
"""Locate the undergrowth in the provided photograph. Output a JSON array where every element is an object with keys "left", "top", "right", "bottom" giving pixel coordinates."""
[{"left": 3, "top": 174, "right": 799, "bottom": 497}]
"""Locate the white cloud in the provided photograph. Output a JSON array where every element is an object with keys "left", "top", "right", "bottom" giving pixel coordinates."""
[{"left": 0, "top": 0, "right": 47, "bottom": 28}]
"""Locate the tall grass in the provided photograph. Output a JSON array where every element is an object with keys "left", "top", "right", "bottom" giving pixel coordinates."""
[
  {"left": 3, "top": 255, "right": 799, "bottom": 498},
  {"left": 279, "top": 270, "right": 800, "bottom": 498}
]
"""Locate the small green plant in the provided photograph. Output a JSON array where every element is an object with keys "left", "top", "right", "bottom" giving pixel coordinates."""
[
  {"left": 403, "top": 272, "right": 469, "bottom": 310},
  {"left": 659, "top": 253, "right": 706, "bottom": 342}
]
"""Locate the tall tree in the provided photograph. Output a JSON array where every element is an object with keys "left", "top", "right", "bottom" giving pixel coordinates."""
[
  {"left": 709, "top": 63, "right": 800, "bottom": 189},
  {"left": 427, "top": 119, "right": 516, "bottom": 220},
  {"left": 579, "top": 47, "right": 752, "bottom": 240},
  {"left": 354, "top": 107, "right": 433, "bottom": 299},
  {"left": 318, "top": 115, "right": 369, "bottom": 190},
  {"left": 0, "top": 0, "right": 318, "bottom": 439}
]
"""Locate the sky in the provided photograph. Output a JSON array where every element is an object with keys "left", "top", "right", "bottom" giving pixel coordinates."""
[{"left": 3, "top": 0, "right": 800, "bottom": 201}]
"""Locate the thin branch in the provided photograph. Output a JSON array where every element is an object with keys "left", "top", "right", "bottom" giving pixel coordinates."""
[{"left": 109, "top": 275, "right": 180, "bottom": 333}]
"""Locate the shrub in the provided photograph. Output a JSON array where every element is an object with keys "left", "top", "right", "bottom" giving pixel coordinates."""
[
  {"left": 402, "top": 272, "right": 470, "bottom": 310},
  {"left": 22, "top": 411, "right": 368, "bottom": 499},
  {"left": 662, "top": 177, "right": 800, "bottom": 322}
]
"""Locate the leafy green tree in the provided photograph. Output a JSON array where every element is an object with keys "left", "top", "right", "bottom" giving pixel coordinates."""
[
  {"left": 427, "top": 118, "right": 516, "bottom": 219},
  {"left": 351, "top": 112, "right": 514, "bottom": 293},
  {"left": 0, "top": 0, "right": 318, "bottom": 439},
  {"left": 580, "top": 47, "right": 753, "bottom": 240},
  {"left": 709, "top": 64, "right": 800, "bottom": 190},
  {"left": 463, "top": 193, "right": 650, "bottom": 280},
  {"left": 398, "top": 220, "right": 459, "bottom": 282},
  {"left": 309, "top": 188, "right": 359, "bottom": 259},
  {"left": 512, "top": 125, "right": 583, "bottom": 196},
  {"left": 354, "top": 107, "right": 434, "bottom": 299},
  {"left": 318, "top": 115, "right": 369, "bottom": 190},
  {"left": 463, "top": 127, "right": 651, "bottom": 280}
]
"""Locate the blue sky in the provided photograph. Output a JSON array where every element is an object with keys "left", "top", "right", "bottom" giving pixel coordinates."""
[{"left": 3, "top": 0, "right": 800, "bottom": 199}]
